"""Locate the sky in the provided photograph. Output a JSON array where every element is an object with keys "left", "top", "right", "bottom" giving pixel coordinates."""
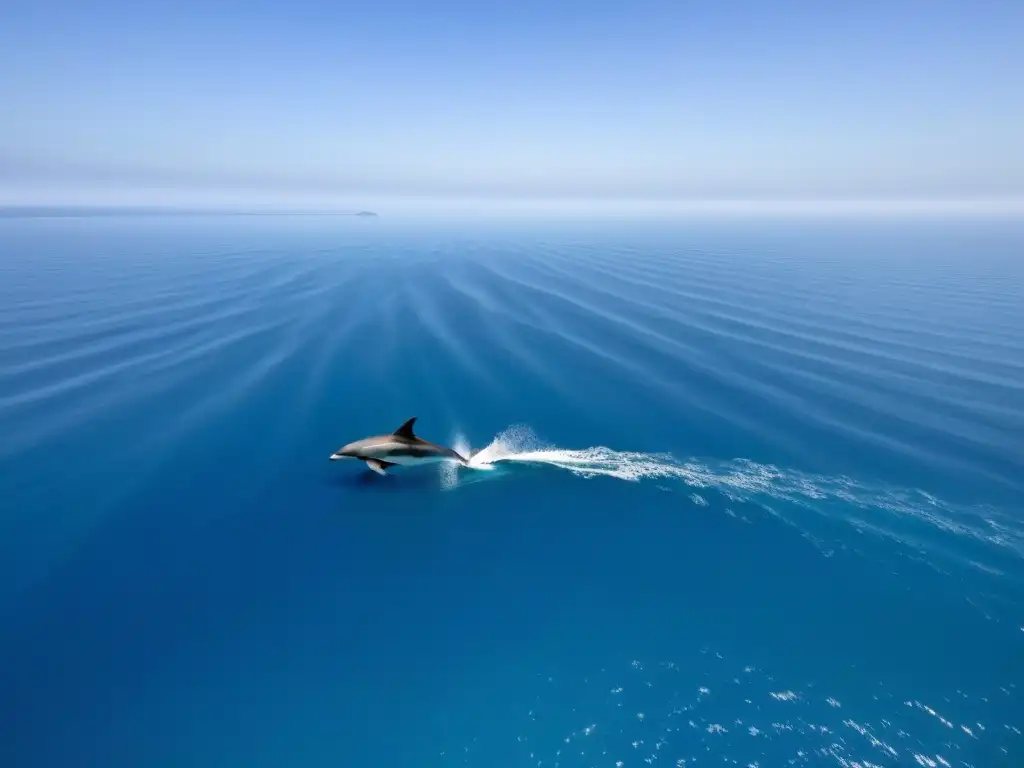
[{"left": 1, "top": 0, "right": 1023, "bottom": 210}]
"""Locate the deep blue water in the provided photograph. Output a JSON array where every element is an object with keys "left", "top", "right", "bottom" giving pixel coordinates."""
[{"left": 1, "top": 213, "right": 1022, "bottom": 768}]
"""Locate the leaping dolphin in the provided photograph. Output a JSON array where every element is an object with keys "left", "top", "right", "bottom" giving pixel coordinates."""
[{"left": 329, "top": 417, "right": 469, "bottom": 475}]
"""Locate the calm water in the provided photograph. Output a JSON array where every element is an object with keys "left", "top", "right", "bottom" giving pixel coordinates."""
[{"left": 1, "top": 214, "right": 1022, "bottom": 768}]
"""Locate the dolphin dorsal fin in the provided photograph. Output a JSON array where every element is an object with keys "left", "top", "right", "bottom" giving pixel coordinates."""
[{"left": 393, "top": 417, "right": 418, "bottom": 439}]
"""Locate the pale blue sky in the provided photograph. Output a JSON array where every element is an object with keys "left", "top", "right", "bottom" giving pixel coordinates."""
[{"left": 2, "top": 0, "right": 1022, "bottom": 207}]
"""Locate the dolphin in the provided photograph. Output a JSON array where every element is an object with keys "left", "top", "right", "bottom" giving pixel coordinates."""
[{"left": 329, "top": 417, "right": 469, "bottom": 475}]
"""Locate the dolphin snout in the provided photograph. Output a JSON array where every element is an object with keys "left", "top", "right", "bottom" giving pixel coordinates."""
[{"left": 330, "top": 442, "right": 360, "bottom": 460}]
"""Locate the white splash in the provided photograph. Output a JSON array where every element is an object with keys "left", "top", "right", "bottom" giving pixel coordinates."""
[{"left": 466, "top": 424, "right": 682, "bottom": 481}]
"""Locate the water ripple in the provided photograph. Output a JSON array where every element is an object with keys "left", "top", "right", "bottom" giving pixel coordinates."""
[{"left": 2, "top": 217, "right": 1022, "bottom": 639}]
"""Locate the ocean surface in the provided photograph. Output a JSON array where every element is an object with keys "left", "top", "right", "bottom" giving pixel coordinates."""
[{"left": 1, "top": 212, "right": 1022, "bottom": 768}]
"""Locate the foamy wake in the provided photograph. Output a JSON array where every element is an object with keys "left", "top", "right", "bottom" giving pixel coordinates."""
[
  {"left": 438, "top": 425, "right": 1023, "bottom": 563},
  {"left": 466, "top": 424, "right": 683, "bottom": 481}
]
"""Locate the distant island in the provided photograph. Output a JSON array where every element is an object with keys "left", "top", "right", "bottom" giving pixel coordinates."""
[{"left": 354, "top": 211, "right": 379, "bottom": 218}]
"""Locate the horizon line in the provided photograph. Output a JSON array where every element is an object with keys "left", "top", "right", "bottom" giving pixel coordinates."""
[{"left": 2, "top": 196, "right": 1024, "bottom": 218}]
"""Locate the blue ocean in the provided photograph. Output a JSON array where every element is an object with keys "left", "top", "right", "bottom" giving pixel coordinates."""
[{"left": 1, "top": 212, "right": 1022, "bottom": 768}]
